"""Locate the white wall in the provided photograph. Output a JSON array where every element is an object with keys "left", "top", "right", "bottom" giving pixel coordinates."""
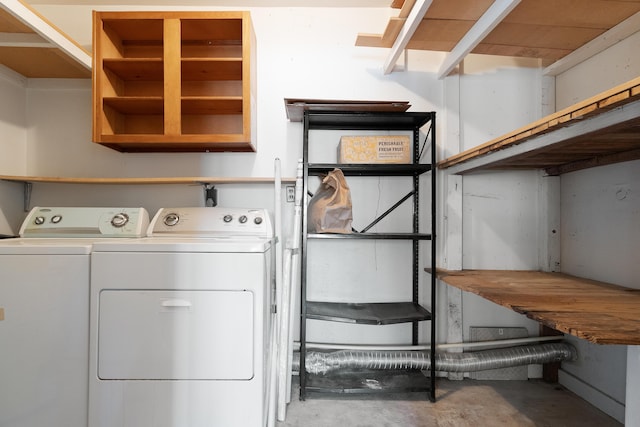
[
  {"left": 556, "top": 31, "right": 640, "bottom": 109},
  {"left": 441, "top": 56, "right": 547, "bottom": 361},
  {"left": 0, "top": 66, "right": 29, "bottom": 233},
  {"left": 0, "top": 67, "right": 27, "bottom": 176}
]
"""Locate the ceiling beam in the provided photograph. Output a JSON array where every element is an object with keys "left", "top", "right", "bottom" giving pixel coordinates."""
[
  {"left": 0, "top": 0, "right": 91, "bottom": 70},
  {"left": 437, "top": 0, "right": 522, "bottom": 79},
  {"left": 543, "top": 11, "right": 640, "bottom": 76},
  {"left": 383, "top": 0, "right": 433, "bottom": 74}
]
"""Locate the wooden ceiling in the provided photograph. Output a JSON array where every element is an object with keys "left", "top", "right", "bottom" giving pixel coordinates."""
[
  {"left": 357, "top": 0, "right": 640, "bottom": 77},
  {"left": 0, "top": 0, "right": 90, "bottom": 78}
]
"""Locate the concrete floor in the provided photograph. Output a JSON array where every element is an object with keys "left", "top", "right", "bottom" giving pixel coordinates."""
[{"left": 277, "top": 377, "right": 622, "bottom": 427}]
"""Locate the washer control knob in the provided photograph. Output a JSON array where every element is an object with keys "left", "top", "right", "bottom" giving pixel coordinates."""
[
  {"left": 111, "top": 213, "right": 129, "bottom": 228},
  {"left": 34, "top": 216, "right": 45, "bottom": 225},
  {"left": 51, "top": 215, "right": 62, "bottom": 224},
  {"left": 254, "top": 216, "right": 263, "bottom": 225},
  {"left": 223, "top": 214, "right": 233, "bottom": 223},
  {"left": 239, "top": 215, "right": 248, "bottom": 224},
  {"left": 163, "top": 213, "right": 180, "bottom": 227}
]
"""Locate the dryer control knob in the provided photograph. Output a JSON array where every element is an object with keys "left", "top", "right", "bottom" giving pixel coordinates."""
[
  {"left": 51, "top": 215, "right": 62, "bottom": 224},
  {"left": 34, "top": 216, "right": 45, "bottom": 225},
  {"left": 223, "top": 214, "right": 233, "bottom": 223},
  {"left": 254, "top": 217, "right": 263, "bottom": 225},
  {"left": 163, "top": 213, "right": 180, "bottom": 227},
  {"left": 239, "top": 215, "right": 248, "bottom": 224},
  {"left": 111, "top": 213, "right": 130, "bottom": 228}
]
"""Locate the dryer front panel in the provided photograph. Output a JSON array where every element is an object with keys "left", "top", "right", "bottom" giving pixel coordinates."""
[{"left": 97, "top": 290, "right": 254, "bottom": 380}]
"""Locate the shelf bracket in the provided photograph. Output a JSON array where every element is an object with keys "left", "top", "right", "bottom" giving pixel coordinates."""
[
  {"left": 23, "top": 182, "right": 32, "bottom": 212},
  {"left": 203, "top": 184, "right": 217, "bottom": 207}
]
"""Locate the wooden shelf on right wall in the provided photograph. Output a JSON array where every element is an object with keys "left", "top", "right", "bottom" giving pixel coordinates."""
[
  {"left": 434, "top": 269, "right": 640, "bottom": 345},
  {"left": 439, "top": 76, "right": 640, "bottom": 175}
]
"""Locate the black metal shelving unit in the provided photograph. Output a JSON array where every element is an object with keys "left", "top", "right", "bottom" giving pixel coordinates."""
[{"left": 299, "top": 110, "right": 437, "bottom": 401}]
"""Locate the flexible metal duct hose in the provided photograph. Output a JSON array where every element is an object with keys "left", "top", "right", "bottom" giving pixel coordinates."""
[{"left": 296, "top": 343, "right": 576, "bottom": 375}]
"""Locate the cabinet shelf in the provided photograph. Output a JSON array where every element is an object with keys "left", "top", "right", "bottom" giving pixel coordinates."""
[
  {"left": 181, "top": 97, "right": 243, "bottom": 114},
  {"left": 181, "top": 59, "right": 243, "bottom": 81},
  {"left": 103, "top": 58, "right": 164, "bottom": 80},
  {"left": 308, "top": 232, "right": 432, "bottom": 240},
  {"left": 97, "top": 98, "right": 240, "bottom": 118},
  {"left": 308, "top": 163, "right": 432, "bottom": 176},
  {"left": 306, "top": 302, "right": 431, "bottom": 325},
  {"left": 103, "top": 97, "right": 163, "bottom": 114}
]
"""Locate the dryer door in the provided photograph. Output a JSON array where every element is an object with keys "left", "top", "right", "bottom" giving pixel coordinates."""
[{"left": 97, "top": 290, "right": 253, "bottom": 380}]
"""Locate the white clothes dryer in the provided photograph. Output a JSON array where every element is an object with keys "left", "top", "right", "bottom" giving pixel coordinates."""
[
  {"left": 89, "top": 207, "right": 274, "bottom": 427},
  {"left": 0, "top": 206, "right": 149, "bottom": 427}
]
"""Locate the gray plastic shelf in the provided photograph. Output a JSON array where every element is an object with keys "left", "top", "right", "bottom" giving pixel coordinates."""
[
  {"left": 305, "top": 369, "right": 433, "bottom": 397},
  {"left": 306, "top": 301, "right": 432, "bottom": 325}
]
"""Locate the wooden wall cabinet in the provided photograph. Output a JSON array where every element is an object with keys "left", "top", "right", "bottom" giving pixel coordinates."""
[{"left": 92, "top": 11, "right": 256, "bottom": 152}]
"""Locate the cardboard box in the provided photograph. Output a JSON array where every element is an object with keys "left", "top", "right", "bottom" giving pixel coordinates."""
[{"left": 338, "top": 135, "right": 411, "bottom": 164}]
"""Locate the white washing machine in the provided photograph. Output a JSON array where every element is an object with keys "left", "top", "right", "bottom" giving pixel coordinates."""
[
  {"left": 0, "top": 206, "right": 149, "bottom": 427},
  {"left": 89, "top": 207, "right": 274, "bottom": 427}
]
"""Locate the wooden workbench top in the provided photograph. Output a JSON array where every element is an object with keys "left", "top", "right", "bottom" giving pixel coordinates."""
[{"left": 434, "top": 269, "right": 640, "bottom": 345}]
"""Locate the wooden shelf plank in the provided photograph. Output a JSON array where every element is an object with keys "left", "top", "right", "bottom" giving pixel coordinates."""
[
  {"left": 181, "top": 96, "right": 243, "bottom": 114},
  {"left": 103, "top": 97, "right": 163, "bottom": 114},
  {"left": 438, "top": 76, "right": 640, "bottom": 175},
  {"left": 0, "top": 175, "right": 295, "bottom": 184},
  {"left": 433, "top": 269, "right": 640, "bottom": 345},
  {"left": 181, "top": 58, "right": 243, "bottom": 81},
  {"left": 102, "top": 58, "right": 164, "bottom": 80}
]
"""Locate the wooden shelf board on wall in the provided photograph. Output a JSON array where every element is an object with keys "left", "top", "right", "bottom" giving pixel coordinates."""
[
  {"left": 0, "top": 175, "right": 296, "bottom": 185},
  {"left": 434, "top": 269, "right": 640, "bottom": 345}
]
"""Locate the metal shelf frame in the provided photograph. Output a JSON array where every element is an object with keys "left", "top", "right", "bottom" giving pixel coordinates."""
[{"left": 299, "top": 110, "right": 437, "bottom": 402}]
